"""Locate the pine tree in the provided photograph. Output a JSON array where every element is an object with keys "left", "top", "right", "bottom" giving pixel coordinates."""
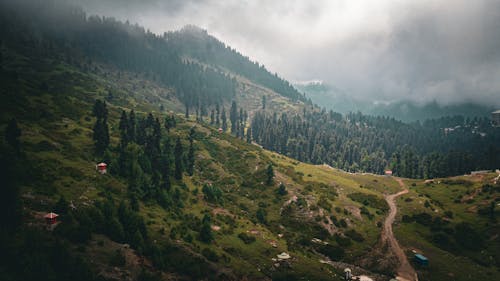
[
  {"left": 262, "top": 95, "right": 266, "bottom": 110},
  {"left": 230, "top": 101, "right": 238, "bottom": 134},
  {"left": 119, "top": 110, "right": 129, "bottom": 147},
  {"left": 93, "top": 117, "right": 109, "bottom": 155},
  {"left": 187, "top": 127, "right": 195, "bottom": 176},
  {"left": 5, "top": 118, "right": 21, "bottom": 153},
  {"left": 174, "top": 137, "right": 183, "bottom": 180},
  {"left": 266, "top": 163, "right": 274, "bottom": 185},
  {"left": 164, "top": 114, "right": 176, "bottom": 132},
  {"left": 221, "top": 107, "right": 227, "bottom": 132},
  {"left": 210, "top": 109, "right": 215, "bottom": 125},
  {"left": 215, "top": 103, "right": 220, "bottom": 126},
  {"left": 199, "top": 217, "right": 213, "bottom": 243},
  {"left": 246, "top": 127, "right": 252, "bottom": 143},
  {"left": 128, "top": 110, "right": 136, "bottom": 142}
]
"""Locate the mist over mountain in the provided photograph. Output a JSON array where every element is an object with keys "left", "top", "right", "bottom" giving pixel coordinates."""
[
  {"left": 72, "top": 0, "right": 500, "bottom": 109},
  {"left": 295, "top": 81, "right": 495, "bottom": 122}
]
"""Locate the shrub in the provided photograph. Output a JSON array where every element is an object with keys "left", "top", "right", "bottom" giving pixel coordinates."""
[
  {"left": 237, "top": 232, "right": 256, "bottom": 244},
  {"left": 201, "top": 248, "right": 219, "bottom": 262},
  {"left": 317, "top": 244, "right": 345, "bottom": 261},
  {"left": 345, "top": 229, "right": 364, "bottom": 242}
]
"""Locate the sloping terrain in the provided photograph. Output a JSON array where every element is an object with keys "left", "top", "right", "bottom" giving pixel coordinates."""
[{"left": 0, "top": 1, "right": 499, "bottom": 281}]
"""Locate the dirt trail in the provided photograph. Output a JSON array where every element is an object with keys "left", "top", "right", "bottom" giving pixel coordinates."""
[{"left": 382, "top": 178, "right": 418, "bottom": 281}]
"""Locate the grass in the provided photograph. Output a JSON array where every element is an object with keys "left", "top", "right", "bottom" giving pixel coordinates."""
[{"left": 4, "top": 42, "right": 499, "bottom": 281}]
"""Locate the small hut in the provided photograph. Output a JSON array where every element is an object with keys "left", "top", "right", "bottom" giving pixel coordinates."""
[
  {"left": 277, "top": 252, "right": 290, "bottom": 260},
  {"left": 414, "top": 254, "right": 428, "bottom": 265},
  {"left": 96, "top": 162, "right": 107, "bottom": 174},
  {"left": 344, "top": 268, "right": 352, "bottom": 280},
  {"left": 218, "top": 128, "right": 223, "bottom": 133},
  {"left": 384, "top": 170, "right": 393, "bottom": 176},
  {"left": 44, "top": 212, "right": 59, "bottom": 225}
]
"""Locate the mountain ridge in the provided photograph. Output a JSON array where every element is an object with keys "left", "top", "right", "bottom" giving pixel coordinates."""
[{"left": 0, "top": 1, "right": 499, "bottom": 281}]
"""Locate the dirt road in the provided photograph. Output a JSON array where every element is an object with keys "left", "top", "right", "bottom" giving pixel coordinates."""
[{"left": 382, "top": 178, "right": 418, "bottom": 281}]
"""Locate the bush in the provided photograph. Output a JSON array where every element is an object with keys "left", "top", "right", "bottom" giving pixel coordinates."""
[
  {"left": 237, "top": 232, "right": 256, "bottom": 244},
  {"left": 335, "top": 234, "right": 352, "bottom": 247},
  {"left": 201, "top": 248, "right": 219, "bottom": 262},
  {"left": 109, "top": 250, "right": 126, "bottom": 266},
  {"left": 348, "top": 193, "right": 388, "bottom": 211},
  {"left": 317, "top": 244, "right": 345, "bottom": 261},
  {"left": 345, "top": 229, "right": 365, "bottom": 242}
]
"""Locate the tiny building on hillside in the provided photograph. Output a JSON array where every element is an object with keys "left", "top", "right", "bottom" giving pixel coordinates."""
[
  {"left": 414, "top": 254, "right": 428, "bottom": 265},
  {"left": 344, "top": 268, "right": 352, "bottom": 280},
  {"left": 385, "top": 170, "right": 393, "bottom": 176},
  {"left": 218, "top": 127, "right": 223, "bottom": 133},
  {"left": 96, "top": 162, "right": 107, "bottom": 174},
  {"left": 44, "top": 212, "right": 59, "bottom": 225}
]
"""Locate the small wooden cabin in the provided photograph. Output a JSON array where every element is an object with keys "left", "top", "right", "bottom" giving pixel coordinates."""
[
  {"left": 414, "top": 254, "right": 428, "bottom": 265},
  {"left": 96, "top": 162, "right": 107, "bottom": 174},
  {"left": 44, "top": 212, "right": 59, "bottom": 225}
]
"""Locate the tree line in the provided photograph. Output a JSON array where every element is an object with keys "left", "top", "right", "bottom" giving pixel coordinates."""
[
  {"left": 251, "top": 109, "right": 500, "bottom": 178},
  {"left": 0, "top": 0, "right": 236, "bottom": 111}
]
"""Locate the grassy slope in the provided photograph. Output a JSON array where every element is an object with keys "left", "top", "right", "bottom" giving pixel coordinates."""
[
  {"left": 2, "top": 43, "right": 499, "bottom": 281},
  {"left": 395, "top": 176, "right": 500, "bottom": 281}
]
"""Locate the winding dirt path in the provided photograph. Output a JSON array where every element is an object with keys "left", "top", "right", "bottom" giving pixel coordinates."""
[{"left": 382, "top": 178, "right": 418, "bottom": 281}]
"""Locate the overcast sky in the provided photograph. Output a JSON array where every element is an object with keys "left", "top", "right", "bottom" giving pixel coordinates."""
[{"left": 75, "top": 0, "right": 500, "bottom": 107}]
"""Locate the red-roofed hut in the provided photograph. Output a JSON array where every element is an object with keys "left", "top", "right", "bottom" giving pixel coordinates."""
[
  {"left": 44, "top": 212, "right": 59, "bottom": 225},
  {"left": 97, "top": 162, "right": 107, "bottom": 174}
]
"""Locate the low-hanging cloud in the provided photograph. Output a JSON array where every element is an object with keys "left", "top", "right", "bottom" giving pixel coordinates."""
[{"left": 74, "top": 0, "right": 500, "bottom": 107}]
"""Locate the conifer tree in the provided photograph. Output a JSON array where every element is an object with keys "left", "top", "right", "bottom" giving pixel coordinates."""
[
  {"left": 230, "top": 101, "right": 238, "bottom": 134},
  {"left": 266, "top": 163, "right": 274, "bottom": 185},
  {"left": 187, "top": 127, "right": 195, "bottom": 176},
  {"left": 119, "top": 110, "right": 129, "bottom": 147},
  {"left": 246, "top": 127, "right": 252, "bottom": 143},
  {"left": 215, "top": 103, "right": 220, "bottom": 126},
  {"left": 5, "top": 118, "right": 21, "bottom": 153},
  {"left": 221, "top": 107, "right": 227, "bottom": 132},
  {"left": 128, "top": 110, "right": 136, "bottom": 142},
  {"left": 174, "top": 137, "right": 183, "bottom": 180},
  {"left": 210, "top": 109, "right": 215, "bottom": 125}
]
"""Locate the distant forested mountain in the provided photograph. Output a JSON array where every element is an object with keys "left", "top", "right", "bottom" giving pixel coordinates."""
[
  {"left": 295, "top": 81, "right": 494, "bottom": 122},
  {"left": 252, "top": 109, "right": 500, "bottom": 178},
  {"left": 1, "top": 0, "right": 497, "bottom": 182},
  {"left": 166, "top": 25, "right": 309, "bottom": 103},
  {"left": 0, "top": 0, "right": 238, "bottom": 112}
]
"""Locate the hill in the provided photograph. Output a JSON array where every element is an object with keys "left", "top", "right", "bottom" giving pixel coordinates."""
[
  {"left": 295, "top": 81, "right": 495, "bottom": 122},
  {"left": 1, "top": 1, "right": 499, "bottom": 281}
]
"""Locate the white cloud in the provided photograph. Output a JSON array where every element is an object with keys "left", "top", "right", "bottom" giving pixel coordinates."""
[{"left": 77, "top": 0, "right": 500, "bottom": 107}]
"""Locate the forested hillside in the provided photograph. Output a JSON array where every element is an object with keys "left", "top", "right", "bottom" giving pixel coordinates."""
[
  {"left": 251, "top": 110, "right": 500, "bottom": 178},
  {"left": 1, "top": 1, "right": 499, "bottom": 281},
  {"left": 166, "top": 25, "right": 309, "bottom": 103}
]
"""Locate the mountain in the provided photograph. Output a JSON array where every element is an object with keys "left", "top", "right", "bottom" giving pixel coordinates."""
[
  {"left": 0, "top": 1, "right": 499, "bottom": 281},
  {"left": 295, "top": 81, "right": 495, "bottom": 122}
]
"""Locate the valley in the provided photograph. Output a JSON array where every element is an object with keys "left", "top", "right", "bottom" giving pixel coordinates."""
[{"left": 0, "top": 1, "right": 499, "bottom": 281}]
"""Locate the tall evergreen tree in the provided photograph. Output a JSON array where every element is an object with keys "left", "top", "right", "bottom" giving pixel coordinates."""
[
  {"left": 266, "top": 163, "right": 274, "bottom": 185},
  {"left": 174, "top": 137, "right": 183, "bottom": 180},
  {"left": 221, "top": 107, "right": 227, "bottom": 132},
  {"left": 119, "top": 110, "right": 129, "bottom": 147},
  {"left": 187, "top": 127, "right": 195, "bottom": 176},
  {"left": 215, "top": 103, "right": 220, "bottom": 126},
  {"left": 230, "top": 101, "right": 238, "bottom": 134},
  {"left": 210, "top": 109, "right": 215, "bottom": 125},
  {"left": 128, "top": 110, "right": 136, "bottom": 143},
  {"left": 5, "top": 118, "right": 21, "bottom": 153}
]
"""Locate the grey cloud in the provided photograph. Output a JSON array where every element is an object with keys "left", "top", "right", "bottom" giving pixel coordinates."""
[{"left": 72, "top": 0, "right": 500, "bottom": 107}]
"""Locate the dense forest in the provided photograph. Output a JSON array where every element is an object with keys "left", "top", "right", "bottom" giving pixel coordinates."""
[
  {"left": 166, "top": 25, "right": 309, "bottom": 103},
  {"left": 251, "top": 109, "right": 500, "bottom": 178},
  {"left": 0, "top": 0, "right": 237, "bottom": 112}
]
